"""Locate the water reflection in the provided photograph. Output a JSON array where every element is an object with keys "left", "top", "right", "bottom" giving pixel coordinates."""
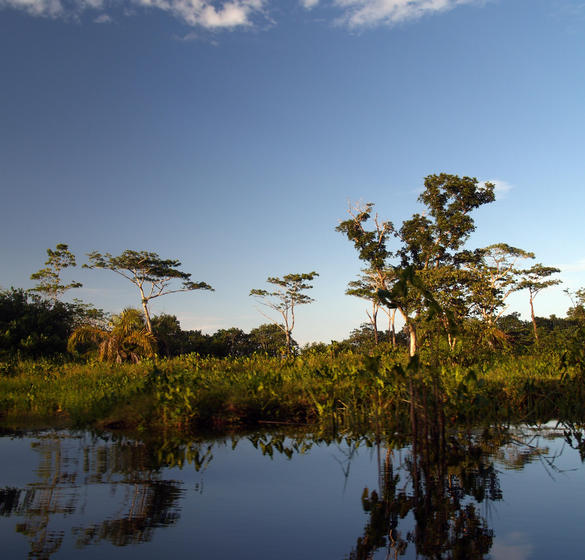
[
  {"left": 0, "top": 434, "right": 187, "bottom": 558},
  {"left": 347, "top": 430, "right": 504, "bottom": 559},
  {"left": 347, "top": 422, "right": 580, "bottom": 559},
  {"left": 0, "top": 423, "right": 581, "bottom": 559}
]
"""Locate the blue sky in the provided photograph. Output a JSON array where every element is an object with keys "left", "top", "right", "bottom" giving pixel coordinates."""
[{"left": 1, "top": 0, "right": 584, "bottom": 343}]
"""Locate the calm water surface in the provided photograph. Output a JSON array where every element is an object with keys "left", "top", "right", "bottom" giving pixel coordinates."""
[{"left": 1, "top": 424, "right": 585, "bottom": 559}]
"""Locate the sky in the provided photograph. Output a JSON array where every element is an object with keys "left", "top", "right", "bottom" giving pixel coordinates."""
[{"left": 1, "top": 0, "right": 584, "bottom": 344}]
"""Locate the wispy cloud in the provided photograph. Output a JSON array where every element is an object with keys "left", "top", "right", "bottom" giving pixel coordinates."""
[
  {"left": 175, "top": 311, "right": 228, "bottom": 332},
  {"left": 548, "top": 1, "right": 585, "bottom": 34},
  {"left": 0, "top": 0, "right": 267, "bottom": 29},
  {"left": 302, "top": 0, "right": 484, "bottom": 28},
  {"left": 558, "top": 257, "right": 585, "bottom": 273},
  {"left": 0, "top": 0, "right": 67, "bottom": 17},
  {"left": 93, "top": 11, "right": 111, "bottom": 22},
  {"left": 483, "top": 178, "right": 513, "bottom": 199},
  {"left": 2, "top": 0, "right": 488, "bottom": 29}
]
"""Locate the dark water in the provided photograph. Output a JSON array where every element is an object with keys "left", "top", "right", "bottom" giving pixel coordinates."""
[{"left": 1, "top": 424, "right": 585, "bottom": 559}]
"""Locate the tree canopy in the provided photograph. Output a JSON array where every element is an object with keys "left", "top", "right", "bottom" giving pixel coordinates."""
[
  {"left": 250, "top": 272, "right": 318, "bottom": 355},
  {"left": 85, "top": 250, "right": 213, "bottom": 333},
  {"left": 30, "top": 243, "right": 82, "bottom": 301}
]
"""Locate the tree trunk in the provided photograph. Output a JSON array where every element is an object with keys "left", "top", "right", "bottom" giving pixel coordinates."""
[
  {"left": 407, "top": 321, "right": 417, "bottom": 357},
  {"left": 367, "top": 304, "right": 379, "bottom": 345},
  {"left": 530, "top": 294, "right": 539, "bottom": 342},
  {"left": 137, "top": 285, "right": 153, "bottom": 333},
  {"left": 141, "top": 299, "right": 153, "bottom": 333},
  {"left": 397, "top": 306, "right": 417, "bottom": 357},
  {"left": 387, "top": 308, "right": 396, "bottom": 348}
]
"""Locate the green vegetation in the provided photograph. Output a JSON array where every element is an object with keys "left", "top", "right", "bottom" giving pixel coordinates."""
[
  {"left": 2, "top": 334, "right": 585, "bottom": 433},
  {"left": 68, "top": 308, "right": 157, "bottom": 363},
  {"left": 1, "top": 172, "right": 582, "bottom": 435}
]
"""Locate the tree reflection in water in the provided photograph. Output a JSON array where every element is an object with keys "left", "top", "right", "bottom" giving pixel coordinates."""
[
  {"left": 347, "top": 428, "right": 505, "bottom": 560},
  {"left": 73, "top": 480, "right": 182, "bottom": 547},
  {"left": 347, "top": 418, "right": 582, "bottom": 560},
  {"left": 0, "top": 433, "right": 198, "bottom": 558},
  {"left": 0, "top": 423, "right": 578, "bottom": 559}
]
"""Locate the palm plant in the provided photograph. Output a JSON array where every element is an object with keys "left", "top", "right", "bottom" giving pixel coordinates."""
[{"left": 68, "top": 308, "right": 157, "bottom": 363}]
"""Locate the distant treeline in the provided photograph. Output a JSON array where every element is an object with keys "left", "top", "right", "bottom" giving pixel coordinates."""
[
  {"left": 2, "top": 286, "right": 585, "bottom": 364},
  {"left": 0, "top": 288, "right": 290, "bottom": 360}
]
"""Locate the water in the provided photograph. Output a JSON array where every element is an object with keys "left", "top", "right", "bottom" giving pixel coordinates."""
[{"left": 1, "top": 424, "right": 585, "bottom": 559}]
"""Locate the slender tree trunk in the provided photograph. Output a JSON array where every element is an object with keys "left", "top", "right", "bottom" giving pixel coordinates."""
[
  {"left": 367, "top": 303, "right": 379, "bottom": 345},
  {"left": 137, "top": 284, "right": 153, "bottom": 333},
  {"left": 397, "top": 306, "right": 417, "bottom": 357},
  {"left": 384, "top": 308, "right": 396, "bottom": 347},
  {"left": 407, "top": 322, "right": 417, "bottom": 358},
  {"left": 530, "top": 294, "right": 539, "bottom": 342}
]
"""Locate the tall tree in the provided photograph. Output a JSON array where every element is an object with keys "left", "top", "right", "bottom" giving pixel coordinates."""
[
  {"left": 518, "top": 264, "right": 561, "bottom": 342},
  {"left": 466, "top": 243, "right": 535, "bottom": 331},
  {"left": 336, "top": 203, "right": 398, "bottom": 347},
  {"left": 336, "top": 203, "right": 393, "bottom": 273},
  {"left": 85, "top": 250, "right": 213, "bottom": 333},
  {"left": 397, "top": 174, "right": 496, "bottom": 352},
  {"left": 249, "top": 272, "right": 318, "bottom": 355},
  {"left": 30, "top": 243, "right": 82, "bottom": 301},
  {"left": 399, "top": 174, "right": 495, "bottom": 269},
  {"left": 338, "top": 176, "right": 495, "bottom": 356}
]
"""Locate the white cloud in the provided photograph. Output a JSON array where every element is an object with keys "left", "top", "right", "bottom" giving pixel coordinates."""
[
  {"left": 82, "top": 0, "right": 104, "bottom": 8},
  {"left": 558, "top": 257, "right": 585, "bottom": 273},
  {"left": 0, "top": 0, "right": 486, "bottom": 28},
  {"left": 0, "top": 0, "right": 266, "bottom": 28},
  {"left": 330, "top": 0, "right": 481, "bottom": 28},
  {"left": 483, "top": 178, "right": 513, "bottom": 199},
  {"left": 93, "top": 11, "right": 111, "bottom": 22},
  {"left": 134, "top": 0, "right": 265, "bottom": 28},
  {"left": 0, "top": 0, "right": 64, "bottom": 17}
]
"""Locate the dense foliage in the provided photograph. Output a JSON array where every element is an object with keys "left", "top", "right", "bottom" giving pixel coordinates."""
[
  {"left": 2, "top": 342, "right": 585, "bottom": 432},
  {"left": 0, "top": 289, "right": 102, "bottom": 360}
]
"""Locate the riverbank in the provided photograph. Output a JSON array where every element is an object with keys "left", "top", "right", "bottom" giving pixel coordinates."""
[{"left": 1, "top": 350, "right": 583, "bottom": 433}]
